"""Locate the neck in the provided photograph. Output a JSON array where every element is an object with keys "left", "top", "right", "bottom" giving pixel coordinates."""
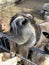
[
  {"left": 22, "top": 24, "right": 41, "bottom": 48},
  {"left": 22, "top": 27, "right": 36, "bottom": 48}
]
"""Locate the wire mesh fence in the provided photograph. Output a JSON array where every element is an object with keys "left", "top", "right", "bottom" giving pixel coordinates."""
[{"left": 0, "top": 32, "right": 37, "bottom": 65}]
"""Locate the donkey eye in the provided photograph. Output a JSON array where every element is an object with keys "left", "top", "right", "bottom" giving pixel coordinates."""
[
  {"left": 42, "top": 32, "right": 49, "bottom": 39},
  {"left": 22, "top": 19, "right": 28, "bottom": 25}
]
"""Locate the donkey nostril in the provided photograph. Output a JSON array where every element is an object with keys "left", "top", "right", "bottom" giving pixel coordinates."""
[{"left": 22, "top": 19, "right": 28, "bottom": 25}]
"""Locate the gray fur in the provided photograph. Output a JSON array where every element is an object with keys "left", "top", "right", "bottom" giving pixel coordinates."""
[{"left": 9, "top": 12, "right": 41, "bottom": 58}]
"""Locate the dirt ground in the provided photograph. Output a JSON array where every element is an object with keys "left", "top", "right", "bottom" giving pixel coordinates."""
[{"left": 0, "top": 0, "right": 49, "bottom": 24}]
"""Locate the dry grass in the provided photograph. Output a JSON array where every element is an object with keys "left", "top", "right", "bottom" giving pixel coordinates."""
[{"left": 0, "top": 0, "right": 47, "bottom": 24}]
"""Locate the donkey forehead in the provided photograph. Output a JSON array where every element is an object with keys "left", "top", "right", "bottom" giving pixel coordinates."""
[{"left": 13, "top": 16, "right": 25, "bottom": 23}]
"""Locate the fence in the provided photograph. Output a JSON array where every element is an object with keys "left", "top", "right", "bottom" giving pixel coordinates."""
[{"left": 0, "top": 32, "right": 37, "bottom": 65}]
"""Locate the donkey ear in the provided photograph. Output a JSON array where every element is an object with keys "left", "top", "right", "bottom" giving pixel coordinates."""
[
  {"left": 26, "top": 14, "right": 34, "bottom": 20},
  {"left": 26, "top": 14, "right": 36, "bottom": 24},
  {"left": 9, "top": 14, "right": 18, "bottom": 32},
  {"left": 10, "top": 13, "right": 18, "bottom": 25}
]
